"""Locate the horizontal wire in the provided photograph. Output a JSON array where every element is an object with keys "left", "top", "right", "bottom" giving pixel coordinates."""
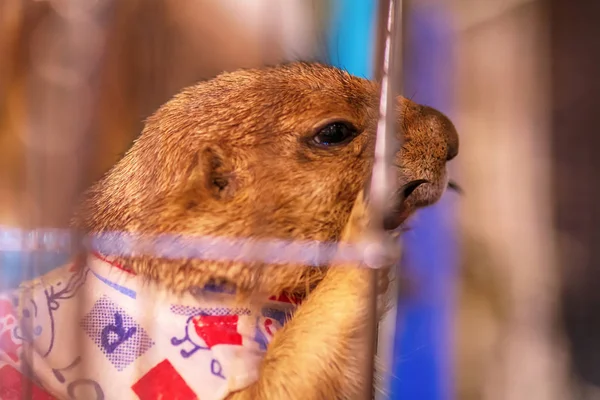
[{"left": 0, "top": 225, "right": 398, "bottom": 269}]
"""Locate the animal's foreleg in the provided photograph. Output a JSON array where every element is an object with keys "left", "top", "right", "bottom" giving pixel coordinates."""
[{"left": 227, "top": 193, "right": 390, "bottom": 400}]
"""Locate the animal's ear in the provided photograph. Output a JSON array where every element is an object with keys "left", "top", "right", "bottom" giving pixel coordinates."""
[{"left": 183, "top": 145, "right": 237, "bottom": 204}]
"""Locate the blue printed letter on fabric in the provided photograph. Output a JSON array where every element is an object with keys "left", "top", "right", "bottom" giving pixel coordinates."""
[{"left": 80, "top": 295, "right": 154, "bottom": 371}]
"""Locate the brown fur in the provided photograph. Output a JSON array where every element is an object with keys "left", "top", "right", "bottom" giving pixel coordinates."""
[{"left": 74, "top": 62, "right": 458, "bottom": 399}]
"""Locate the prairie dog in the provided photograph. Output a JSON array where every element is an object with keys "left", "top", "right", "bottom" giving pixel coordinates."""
[{"left": 0, "top": 62, "right": 458, "bottom": 400}]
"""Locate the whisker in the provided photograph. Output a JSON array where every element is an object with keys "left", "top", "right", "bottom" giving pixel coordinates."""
[{"left": 447, "top": 180, "right": 464, "bottom": 195}]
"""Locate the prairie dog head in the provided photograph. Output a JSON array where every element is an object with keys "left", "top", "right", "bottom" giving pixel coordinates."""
[{"left": 76, "top": 62, "right": 458, "bottom": 294}]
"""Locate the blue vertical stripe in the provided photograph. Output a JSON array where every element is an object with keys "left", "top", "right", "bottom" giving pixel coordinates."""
[
  {"left": 390, "top": 6, "right": 457, "bottom": 400},
  {"left": 327, "top": 0, "right": 377, "bottom": 79},
  {"left": 327, "top": 2, "right": 457, "bottom": 400}
]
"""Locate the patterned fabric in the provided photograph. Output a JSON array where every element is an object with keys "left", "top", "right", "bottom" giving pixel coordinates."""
[{"left": 0, "top": 254, "right": 299, "bottom": 400}]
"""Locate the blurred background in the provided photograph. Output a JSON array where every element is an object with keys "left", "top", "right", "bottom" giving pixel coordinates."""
[{"left": 0, "top": 0, "right": 598, "bottom": 399}]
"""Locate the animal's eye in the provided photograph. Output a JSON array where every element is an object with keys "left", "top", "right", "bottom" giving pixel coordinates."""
[{"left": 312, "top": 122, "right": 357, "bottom": 147}]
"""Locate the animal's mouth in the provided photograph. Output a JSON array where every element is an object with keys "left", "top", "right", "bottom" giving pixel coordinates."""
[
  {"left": 382, "top": 179, "right": 429, "bottom": 231},
  {"left": 382, "top": 179, "right": 462, "bottom": 231}
]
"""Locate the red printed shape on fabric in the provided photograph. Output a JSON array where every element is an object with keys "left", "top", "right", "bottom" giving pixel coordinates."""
[
  {"left": 0, "top": 298, "right": 15, "bottom": 320},
  {"left": 192, "top": 315, "right": 243, "bottom": 348},
  {"left": 0, "top": 298, "right": 21, "bottom": 364},
  {"left": 132, "top": 359, "right": 197, "bottom": 400},
  {"left": 0, "top": 364, "right": 56, "bottom": 400}
]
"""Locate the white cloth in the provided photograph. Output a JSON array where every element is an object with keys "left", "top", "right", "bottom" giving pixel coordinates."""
[{"left": 0, "top": 253, "right": 299, "bottom": 400}]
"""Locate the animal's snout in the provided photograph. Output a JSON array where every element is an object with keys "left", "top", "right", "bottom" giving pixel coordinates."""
[
  {"left": 446, "top": 129, "right": 459, "bottom": 161},
  {"left": 420, "top": 105, "right": 459, "bottom": 161}
]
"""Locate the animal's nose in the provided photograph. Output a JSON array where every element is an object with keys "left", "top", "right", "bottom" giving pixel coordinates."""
[
  {"left": 446, "top": 135, "right": 459, "bottom": 161},
  {"left": 420, "top": 106, "right": 459, "bottom": 161}
]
